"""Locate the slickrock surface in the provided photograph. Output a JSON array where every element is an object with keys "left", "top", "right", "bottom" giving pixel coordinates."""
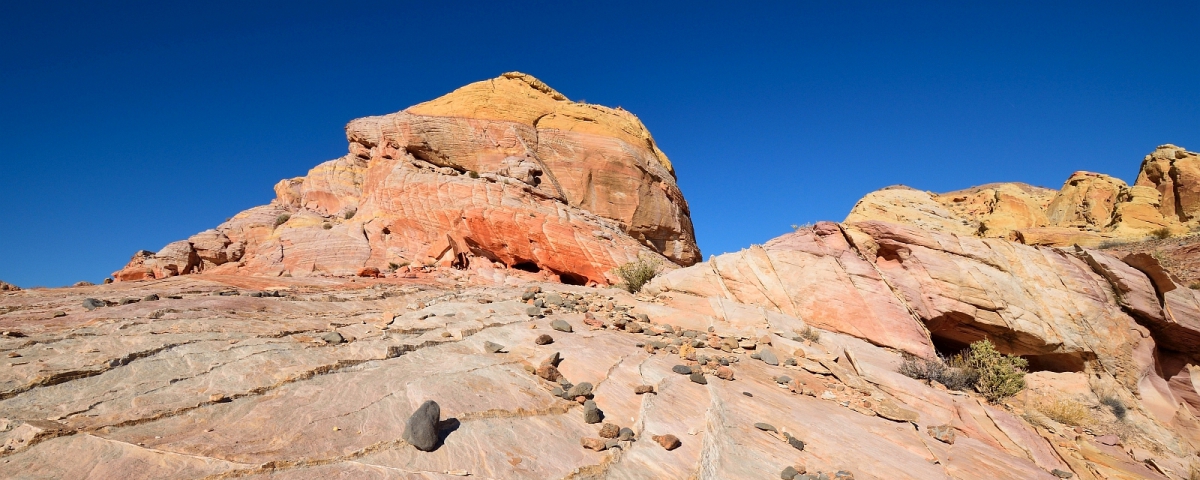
[
  {"left": 113, "top": 72, "right": 699, "bottom": 286},
  {"left": 847, "top": 144, "right": 1200, "bottom": 247},
  {"left": 3, "top": 253, "right": 1200, "bottom": 479}
]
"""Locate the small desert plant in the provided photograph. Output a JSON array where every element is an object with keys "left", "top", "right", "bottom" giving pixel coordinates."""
[
  {"left": 1100, "top": 395, "right": 1127, "bottom": 420},
  {"left": 899, "top": 354, "right": 979, "bottom": 391},
  {"left": 468, "top": 170, "right": 480, "bottom": 179},
  {"left": 614, "top": 255, "right": 663, "bottom": 293},
  {"left": 388, "top": 262, "right": 400, "bottom": 271},
  {"left": 344, "top": 208, "right": 357, "bottom": 220},
  {"left": 799, "top": 326, "right": 821, "bottom": 343},
  {"left": 968, "top": 339, "right": 1028, "bottom": 403},
  {"left": 1097, "top": 239, "right": 1127, "bottom": 249},
  {"left": 322, "top": 223, "right": 332, "bottom": 230},
  {"left": 1151, "top": 227, "right": 1172, "bottom": 239},
  {"left": 274, "top": 214, "right": 291, "bottom": 227},
  {"left": 1190, "top": 282, "right": 1200, "bottom": 290},
  {"left": 1034, "top": 396, "right": 1092, "bottom": 426}
]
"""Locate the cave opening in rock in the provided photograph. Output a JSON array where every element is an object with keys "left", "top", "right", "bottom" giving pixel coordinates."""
[
  {"left": 512, "top": 262, "right": 540, "bottom": 273},
  {"left": 927, "top": 326, "right": 1085, "bottom": 373},
  {"left": 558, "top": 272, "right": 587, "bottom": 286}
]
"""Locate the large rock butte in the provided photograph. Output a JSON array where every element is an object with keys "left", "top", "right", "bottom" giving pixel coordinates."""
[{"left": 113, "top": 72, "right": 699, "bottom": 286}]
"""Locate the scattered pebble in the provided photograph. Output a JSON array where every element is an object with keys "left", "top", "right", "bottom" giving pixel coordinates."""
[
  {"left": 321, "top": 332, "right": 344, "bottom": 344},
  {"left": 671, "top": 365, "right": 692, "bottom": 375},
  {"left": 652, "top": 434, "right": 681, "bottom": 451},
  {"left": 689, "top": 372, "right": 707, "bottom": 385},
  {"left": 581, "top": 437, "right": 607, "bottom": 451},
  {"left": 82, "top": 298, "right": 104, "bottom": 311},
  {"left": 536, "top": 365, "right": 563, "bottom": 382},
  {"left": 782, "top": 466, "right": 799, "bottom": 480},
  {"left": 775, "top": 375, "right": 792, "bottom": 384},
  {"left": 583, "top": 400, "right": 603, "bottom": 424},
  {"left": 551, "top": 319, "right": 573, "bottom": 333},
  {"left": 759, "top": 348, "right": 780, "bottom": 366},
  {"left": 534, "top": 334, "right": 554, "bottom": 345},
  {"left": 618, "top": 427, "right": 635, "bottom": 441},
  {"left": 754, "top": 422, "right": 777, "bottom": 432},
  {"left": 743, "top": 392, "right": 753, "bottom": 397},
  {"left": 784, "top": 432, "right": 805, "bottom": 451},
  {"left": 483, "top": 341, "right": 505, "bottom": 354},
  {"left": 635, "top": 385, "right": 655, "bottom": 395},
  {"left": 715, "top": 366, "right": 735, "bottom": 381},
  {"left": 567, "top": 382, "right": 593, "bottom": 398},
  {"left": 598, "top": 423, "right": 620, "bottom": 438}
]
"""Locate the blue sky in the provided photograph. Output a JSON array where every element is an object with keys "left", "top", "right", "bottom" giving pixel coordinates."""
[{"left": 1, "top": 1, "right": 1197, "bottom": 287}]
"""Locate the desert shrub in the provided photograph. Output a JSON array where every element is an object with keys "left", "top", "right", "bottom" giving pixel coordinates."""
[
  {"left": 1097, "top": 239, "right": 1126, "bottom": 249},
  {"left": 1034, "top": 396, "right": 1092, "bottom": 426},
  {"left": 968, "top": 339, "right": 1028, "bottom": 403},
  {"left": 344, "top": 208, "right": 357, "bottom": 220},
  {"left": 899, "top": 354, "right": 979, "bottom": 392},
  {"left": 614, "top": 255, "right": 662, "bottom": 293},
  {"left": 322, "top": 223, "right": 332, "bottom": 230},
  {"left": 799, "top": 326, "right": 821, "bottom": 343},
  {"left": 1100, "top": 395, "right": 1127, "bottom": 420},
  {"left": 274, "top": 214, "right": 290, "bottom": 227},
  {"left": 388, "top": 262, "right": 399, "bottom": 271},
  {"left": 468, "top": 170, "right": 480, "bottom": 179},
  {"left": 1190, "top": 282, "right": 1200, "bottom": 290},
  {"left": 1151, "top": 227, "right": 1172, "bottom": 239}
]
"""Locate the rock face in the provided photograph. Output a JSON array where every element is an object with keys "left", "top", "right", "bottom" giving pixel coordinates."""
[
  {"left": 0, "top": 281, "right": 18, "bottom": 292},
  {"left": 114, "top": 72, "right": 699, "bottom": 285},
  {"left": 847, "top": 144, "right": 1199, "bottom": 247}
]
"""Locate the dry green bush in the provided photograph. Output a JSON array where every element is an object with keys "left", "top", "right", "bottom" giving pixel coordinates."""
[
  {"left": 1151, "top": 227, "right": 1172, "bottom": 239},
  {"left": 344, "top": 208, "right": 357, "bottom": 220},
  {"left": 1034, "top": 395, "right": 1092, "bottom": 426},
  {"left": 799, "top": 326, "right": 821, "bottom": 343},
  {"left": 899, "top": 354, "right": 979, "bottom": 391},
  {"left": 614, "top": 255, "right": 663, "bottom": 293},
  {"left": 274, "top": 214, "right": 291, "bottom": 227},
  {"left": 969, "top": 339, "right": 1027, "bottom": 402},
  {"left": 1099, "top": 395, "right": 1127, "bottom": 420}
]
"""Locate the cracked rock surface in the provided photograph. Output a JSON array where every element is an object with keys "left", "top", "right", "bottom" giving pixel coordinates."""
[{"left": 0, "top": 265, "right": 1196, "bottom": 479}]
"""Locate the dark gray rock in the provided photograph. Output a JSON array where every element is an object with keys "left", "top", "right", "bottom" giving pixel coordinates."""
[
  {"left": 526, "top": 305, "right": 542, "bottom": 317},
  {"left": 545, "top": 293, "right": 563, "bottom": 306},
  {"left": 550, "top": 386, "right": 565, "bottom": 398},
  {"left": 784, "top": 432, "right": 805, "bottom": 451},
  {"left": 534, "top": 334, "right": 554, "bottom": 345},
  {"left": 671, "top": 365, "right": 692, "bottom": 375},
  {"left": 521, "top": 286, "right": 540, "bottom": 300},
  {"left": 533, "top": 298, "right": 544, "bottom": 308},
  {"left": 1051, "top": 470, "right": 1074, "bottom": 479},
  {"left": 743, "top": 391, "right": 753, "bottom": 397},
  {"left": 635, "top": 313, "right": 650, "bottom": 323},
  {"left": 759, "top": 348, "right": 780, "bottom": 366},
  {"left": 143, "top": 294, "right": 160, "bottom": 301},
  {"left": 322, "top": 332, "right": 344, "bottom": 344},
  {"left": 483, "top": 341, "right": 505, "bottom": 354},
  {"left": 618, "top": 427, "right": 635, "bottom": 441},
  {"left": 784, "top": 357, "right": 797, "bottom": 366},
  {"left": 82, "top": 298, "right": 104, "bottom": 311},
  {"left": 754, "top": 422, "right": 777, "bottom": 432},
  {"left": 782, "top": 466, "right": 799, "bottom": 480},
  {"left": 583, "top": 400, "right": 603, "bottom": 424},
  {"left": 403, "top": 400, "right": 441, "bottom": 452},
  {"left": 248, "top": 291, "right": 263, "bottom": 297},
  {"left": 775, "top": 375, "right": 792, "bottom": 384},
  {"left": 689, "top": 372, "right": 707, "bottom": 385},
  {"left": 834, "top": 472, "right": 854, "bottom": 480},
  {"left": 550, "top": 319, "right": 573, "bottom": 333},
  {"left": 567, "top": 382, "right": 593, "bottom": 398}
]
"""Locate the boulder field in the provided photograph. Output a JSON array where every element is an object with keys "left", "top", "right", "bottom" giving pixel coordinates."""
[{"left": 3, "top": 73, "right": 1200, "bottom": 478}]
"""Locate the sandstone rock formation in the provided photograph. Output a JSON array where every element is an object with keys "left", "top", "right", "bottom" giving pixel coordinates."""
[
  {"left": 113, "top": 73, "right": 699, "bottom": 286},
  {"left": 847, "top": 144, "right": 1200, "bottom": 247},
  {"left": 0, "top": 281, "right": 18, "bottom": 292}
]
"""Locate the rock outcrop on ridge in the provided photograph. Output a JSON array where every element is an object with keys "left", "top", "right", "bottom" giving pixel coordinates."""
[
  {"left": 113, "top": 73, "right": 699, "bottom": 286},
  {"left": 0, "top": 281, "right": 18, "bottom": 292},
  {"left": 847, "top": 144, "right": 1200, "bottom": 247}
]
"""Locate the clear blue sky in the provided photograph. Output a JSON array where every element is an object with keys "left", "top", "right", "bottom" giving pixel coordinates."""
[{"left": 1, "top": 1, "right": 1197, "bottom": 287}]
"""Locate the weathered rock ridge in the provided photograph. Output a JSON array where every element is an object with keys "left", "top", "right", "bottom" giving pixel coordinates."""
[
  {"left": 114, "top": 72, "right": 699, "bottom": 286},
  {"left": 847, "top": 144, "right": 1200, "bottom": 247}
]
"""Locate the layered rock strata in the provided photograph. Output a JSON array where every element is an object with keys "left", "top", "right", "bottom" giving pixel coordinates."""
[
  {"left": 847, "top": 144, "right": 1200, "bottom": 247},
  {"left": 113, "top": 73, "right": 699, "bottom": 285}
]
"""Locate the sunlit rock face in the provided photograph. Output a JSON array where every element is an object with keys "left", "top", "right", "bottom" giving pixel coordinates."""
[{"left": 114, "top": 72, "right": 700, "bottom": 286}]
